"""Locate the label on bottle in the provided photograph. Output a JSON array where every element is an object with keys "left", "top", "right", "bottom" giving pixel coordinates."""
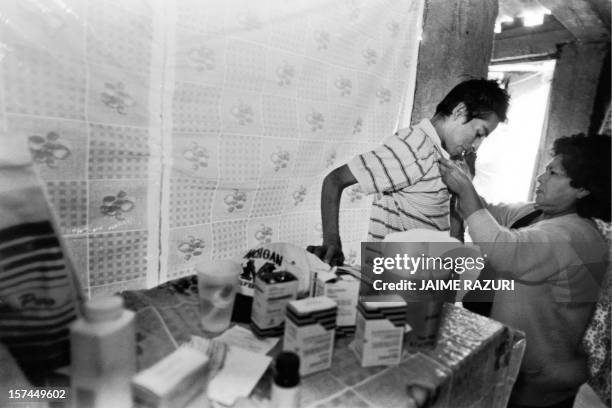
[{"left": 271, "top": 384, "right": 300, "bottom": 408}]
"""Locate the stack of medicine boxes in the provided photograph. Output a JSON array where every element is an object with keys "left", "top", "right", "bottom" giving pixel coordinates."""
[
  {"left": 353, "top": 295, "right": 407, "bottom": 367},
  {"left": 283, "top": 297, "right": 337, "bottom": 375}
]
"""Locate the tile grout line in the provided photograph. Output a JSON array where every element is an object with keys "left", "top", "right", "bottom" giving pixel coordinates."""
[{"left": 303, "top": 366, "right": 391, "bottom": 408}]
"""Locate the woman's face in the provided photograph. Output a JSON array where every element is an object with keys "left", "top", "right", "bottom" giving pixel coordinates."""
[{"left": 534, "top": 155, "right": 589, "bottom": 215}]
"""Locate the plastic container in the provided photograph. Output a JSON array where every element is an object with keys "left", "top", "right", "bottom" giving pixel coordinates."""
[
  {"left": 70, "top": 296, "right": 136, "bottom": 408},
  {"left": 196, "top": 260, "right": 240, "bottom": 337}
]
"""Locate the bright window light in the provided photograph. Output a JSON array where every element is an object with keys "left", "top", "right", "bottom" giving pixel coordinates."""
[
  {"left": 494, "top": 15, "right": 513, "bottom": 33},
  {"left": 478, "top": 60, "right": 556, "bottom": 204},
  {"left": 520, "top": 7, "right": 551, "bottom": 27}
]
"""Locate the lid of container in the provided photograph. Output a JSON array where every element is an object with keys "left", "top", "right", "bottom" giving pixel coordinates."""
[
  {"left": 287, "top": 296, "right": 336, "bottom": 315},
  {"left": 360, "top": 294, "right": 406, "bottom": 310},
  {"left": 274, "top": 351, "right": 300, "bottom": 387},
  {"left": 84, "top": 296, "right": 124, "bottom": 323}
]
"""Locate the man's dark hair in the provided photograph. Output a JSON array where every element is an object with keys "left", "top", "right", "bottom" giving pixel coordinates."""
[
  {"left": 552, "top": 133, "right": 611, "bottom": 222},
  {"left": 435, "top": 79, "right": 510, "bottom": 122}
]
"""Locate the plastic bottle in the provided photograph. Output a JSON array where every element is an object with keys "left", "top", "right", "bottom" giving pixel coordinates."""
[
  {"left": 271, "top": 351, "right": 301, "bottom": 408},
  {"left": 70, "top": 296, "right": 136, "bottom": 408}
]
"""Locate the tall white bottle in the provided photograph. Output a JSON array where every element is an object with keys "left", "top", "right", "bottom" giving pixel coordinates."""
[{"left": 70, "top": 296, "right": 136, "bottom": 408}]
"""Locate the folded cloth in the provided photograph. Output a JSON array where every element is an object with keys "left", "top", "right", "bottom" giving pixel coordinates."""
[{"left": 0, "top": 135, "right": 83, "bottom": 383}]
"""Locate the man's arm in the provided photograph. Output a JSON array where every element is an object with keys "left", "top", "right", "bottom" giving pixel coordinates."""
[{"left": 307, "top": 164, "right": 357, "bottom": 266}]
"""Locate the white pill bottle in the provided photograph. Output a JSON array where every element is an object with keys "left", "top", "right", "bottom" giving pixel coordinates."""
[{"left": 70, "top": 296, "right": 136, "bottom": 408}]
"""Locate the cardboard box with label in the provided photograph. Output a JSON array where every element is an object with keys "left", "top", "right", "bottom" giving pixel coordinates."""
[
  {"left": 353, "top": 295, "right": 407, "bottom": 367},
  {"left": 284, "top": 296, "right": 337, "bottom": 375},
  {"left": 314, "top": 268, "right": 360, "bottom": 336}
]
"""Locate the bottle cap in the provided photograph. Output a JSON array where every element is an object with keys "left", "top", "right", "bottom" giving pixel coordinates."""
[
  {"left": 274, "top": 351, "right": 300, "bottom": 387},
  {"left": 84, "top": 296, "right": 124, "bottom": 323}
]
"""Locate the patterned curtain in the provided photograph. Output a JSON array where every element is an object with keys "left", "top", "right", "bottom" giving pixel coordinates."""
[{"left": 0, "top": 0, "right": 422, "bottom": 298}]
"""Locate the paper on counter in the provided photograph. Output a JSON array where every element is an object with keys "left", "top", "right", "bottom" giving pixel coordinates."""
[
  {"left": 207, "top": 346, "right": 272, "bottom": 406},
  {"left": 214, "top": 325, "right": 278, "bottom": 354}
]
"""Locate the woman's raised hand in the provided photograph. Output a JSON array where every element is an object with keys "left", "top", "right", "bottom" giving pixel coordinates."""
[{"left": 438, "top": 156, "right": 474, "bottom": 196}]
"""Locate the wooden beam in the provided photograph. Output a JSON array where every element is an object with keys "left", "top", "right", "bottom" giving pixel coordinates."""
[
  {"left": 493, "top": 22, "right": 574, "bottom": 60},
  {"left": 496, "top": 15, "right": 565, "bottom": 39},
  {"left": 499, "top": 0, "right": 525, "bottom": 17},
  {"left": 530, "top": 41, "right": 609, "bottom": 195},
  {"left": 537, "top": 0, "right": 609, "bottom": 41},
  {"left": 588, "top": 0, "right": 611, "bottom": 28},
  {"left": 411, "top": 0, "right": 497, "bottom": 123}
]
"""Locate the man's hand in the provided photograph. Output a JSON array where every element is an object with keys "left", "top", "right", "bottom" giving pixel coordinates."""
[{"left": 306, "top": 243, "right": 345, "bottom": 266}]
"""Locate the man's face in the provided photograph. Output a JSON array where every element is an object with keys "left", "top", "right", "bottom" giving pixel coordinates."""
[{"left": 441, "top": 107, "right": 500, "bottom": 157}]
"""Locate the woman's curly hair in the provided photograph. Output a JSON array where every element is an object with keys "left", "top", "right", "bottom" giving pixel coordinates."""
[{"left": 552, "top": 133, "right": 611, "bottom": 222}]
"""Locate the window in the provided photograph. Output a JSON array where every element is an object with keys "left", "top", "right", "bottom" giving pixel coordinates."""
[{"left": 476, "top": 60, "right": 555, "bottom": 203}]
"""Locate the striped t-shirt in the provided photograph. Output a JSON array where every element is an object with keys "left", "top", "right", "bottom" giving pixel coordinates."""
[{"left": 347, "top": 119, "right": 451, "bottom": 241}]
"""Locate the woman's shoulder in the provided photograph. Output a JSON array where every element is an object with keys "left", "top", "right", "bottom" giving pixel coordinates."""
[
  {"left": 530, "top": 214, "right": 608, "bottom": 269},
  {"left": 538, "top": 212, "right": 607, "bottom": 245},
  {"left": 484, "top": 201, "right": 535, "bottom": 226}
]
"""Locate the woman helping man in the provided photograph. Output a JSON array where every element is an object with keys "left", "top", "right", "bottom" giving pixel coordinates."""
[{"left": 439, "top": 133, "right": 610, "bottom": 408}]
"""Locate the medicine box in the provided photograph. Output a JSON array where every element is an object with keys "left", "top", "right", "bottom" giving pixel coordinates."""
[
  {"left": 314, "top": 269, "right": 360, "bottom": 336},
  {"left": 283, "top": 296, "right": 337, "bottom": 376},
  {"left": 353, "top": 295, "right": 407, "bottom": 367},
  {"left": 251, "top": 270, "right": 299, "bottom": 337},
  {"left": 132, "top": 347, "right": 209, "bottom": 408}
]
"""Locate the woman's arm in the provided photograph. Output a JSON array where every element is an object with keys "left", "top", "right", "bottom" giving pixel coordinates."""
[
  {"left": 438, "top": 157, "right": 604, "bottom": 282},
  {"left": 438, "top": 157, "right": 484, "bottom": 218},
  {"left": 438, "top": 157, "right": 534, "bottom": 225}
]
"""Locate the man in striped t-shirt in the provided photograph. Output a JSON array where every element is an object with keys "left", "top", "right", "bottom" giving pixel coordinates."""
[{"left": 308, "top": 79, "right": 510, "bottom": 266}]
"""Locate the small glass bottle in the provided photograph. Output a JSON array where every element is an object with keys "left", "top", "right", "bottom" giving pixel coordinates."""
[
  {"left": 70, "top": 296, "right": 136, "bottom": 408},
  {"left": 271, "top": 352, "right": 301, "bottom": 408}
]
